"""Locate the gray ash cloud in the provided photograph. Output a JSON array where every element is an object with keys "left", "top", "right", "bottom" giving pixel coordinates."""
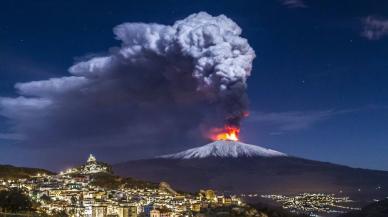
[{"left": 0, "top": 12, "right": 255, "bottom": 153}]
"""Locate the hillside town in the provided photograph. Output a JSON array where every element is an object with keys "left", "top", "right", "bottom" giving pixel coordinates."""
[{"left": 0, "top": 154, "right": 248, "bottom": 217}]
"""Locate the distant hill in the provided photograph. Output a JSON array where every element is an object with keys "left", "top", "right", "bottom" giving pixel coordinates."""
[
  {"left": 338, "top": 199, "right": 388, "bottom": 217},
  {"left": 0, "top": 164, "right": 54, "bottom": 179}
]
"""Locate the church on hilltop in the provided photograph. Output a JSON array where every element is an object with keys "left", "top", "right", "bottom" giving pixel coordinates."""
[
  {"left": 62, "top": 154, "right": 112, "bottom": 175},
  {"left": 80, "top": 154, "right": 112, "bottom": 174}
]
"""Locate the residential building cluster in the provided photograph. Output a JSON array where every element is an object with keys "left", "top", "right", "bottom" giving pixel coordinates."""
[{"left": 0, "top": 154, "right": 243, "bottom": 217}]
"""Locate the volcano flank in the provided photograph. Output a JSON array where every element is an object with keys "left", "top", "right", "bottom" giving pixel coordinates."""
[{"left": 114, "top": 140, "right": 388, "bottom": 199}]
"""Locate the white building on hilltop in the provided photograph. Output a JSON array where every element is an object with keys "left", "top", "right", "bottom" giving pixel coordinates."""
[
  {"left": 87, "top": 154, "right": 97, "bottom": 163},
  {"left": 62, "top": 154, "right": 112, "bottom": 175},
  {"left": 81, "top": 154, "right": 111, "bottom": 174}
]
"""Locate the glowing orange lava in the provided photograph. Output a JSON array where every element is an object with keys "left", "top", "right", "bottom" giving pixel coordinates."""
[{"left": 210, "top": 126, "right": 240, "bottom": 141}]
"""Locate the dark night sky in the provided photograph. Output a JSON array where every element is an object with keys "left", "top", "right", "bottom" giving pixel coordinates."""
[{"left": 1, "top": 0, "right": 388, "bottom": 171}]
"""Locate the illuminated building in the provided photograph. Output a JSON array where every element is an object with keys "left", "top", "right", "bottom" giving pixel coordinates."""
[
  {"left": 92, "top": 205, "right": 107, "bottom": 217},
  {"left": 191, "top": 203, "right": 201, "bottom": 212},
  {"left": 150, "top": 209, "right": 160, "bottom": 217},
  {"left": 117, "top": 205, "right": 137, "bottom": 217},
  {"left": 81, "top": 154, "right": 112, "bottom": 174},
  {"left": 205, "top": 190, "right": 216, "bottom": 202}
]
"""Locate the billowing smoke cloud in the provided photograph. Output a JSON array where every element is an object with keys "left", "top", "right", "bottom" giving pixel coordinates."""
[{"left": 0, "top": 12, "right": 255, "bottom": 156}]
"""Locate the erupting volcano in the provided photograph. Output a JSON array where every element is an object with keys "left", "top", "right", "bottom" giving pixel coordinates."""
[
  {"left": 163, "top": 126, "right": 285, "bottom": 159},
  {"left": 210, "top": 125, "right": 240, "bottom": 141}
]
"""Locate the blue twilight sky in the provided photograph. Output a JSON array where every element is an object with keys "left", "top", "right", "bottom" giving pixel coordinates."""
[{"left": 0, "top": 0, "right": 388, "bottom": 171}]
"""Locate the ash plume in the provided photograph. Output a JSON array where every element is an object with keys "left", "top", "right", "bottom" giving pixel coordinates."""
[{"left": 0, "top": 12, "right": 255, "bottom": 156}]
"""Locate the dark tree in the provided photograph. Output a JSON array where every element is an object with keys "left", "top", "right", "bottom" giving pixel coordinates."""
[
  {"left": 51, "top": 210, "right": 69, "bottom": 217},
  {"left": 0, "top": 188, "right": 33, "bottom": 213},
  {"left": 40, "top": 194, "right": 52, "bottom": 203},
  {"left": 70, "top": 196, "right": 77, "bottom": 205}
]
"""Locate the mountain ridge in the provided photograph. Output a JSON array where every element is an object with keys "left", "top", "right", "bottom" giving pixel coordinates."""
[{"left": 160, "top": 140, "right": 287, "bottom": 159}]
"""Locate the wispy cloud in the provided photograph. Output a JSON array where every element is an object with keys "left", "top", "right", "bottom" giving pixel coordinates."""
[
  {"left": 0, "top": 133, "right": 25, "bottom": 141},
  {"left": 246, "top": 105, "right": 388, "bottom": 135},
  {"left": 361, "top": 16, "right": 388, "bottom": 40},
  {"left": 281, "top": 0, "right": 307, "bottom": 8},
  {"left": 248, "top": 110, "right": 348, "bottom": 132}
]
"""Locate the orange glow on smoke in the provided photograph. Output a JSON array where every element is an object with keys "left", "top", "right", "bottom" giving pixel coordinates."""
[{"left": 210, "top": 126, "right": 240, "bottom": 141}]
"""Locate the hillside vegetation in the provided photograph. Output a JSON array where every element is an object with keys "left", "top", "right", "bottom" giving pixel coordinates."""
[
  {"left": 90, "top": 173, "right": 158, "bottom": 190},
  {"left": 0, "top": 165, "right": 54, "bottom": 179}
]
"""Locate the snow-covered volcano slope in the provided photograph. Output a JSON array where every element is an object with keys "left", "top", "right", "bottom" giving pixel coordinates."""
[{"left": 160, "top": 140, "right": 286, "bottom": 159}]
